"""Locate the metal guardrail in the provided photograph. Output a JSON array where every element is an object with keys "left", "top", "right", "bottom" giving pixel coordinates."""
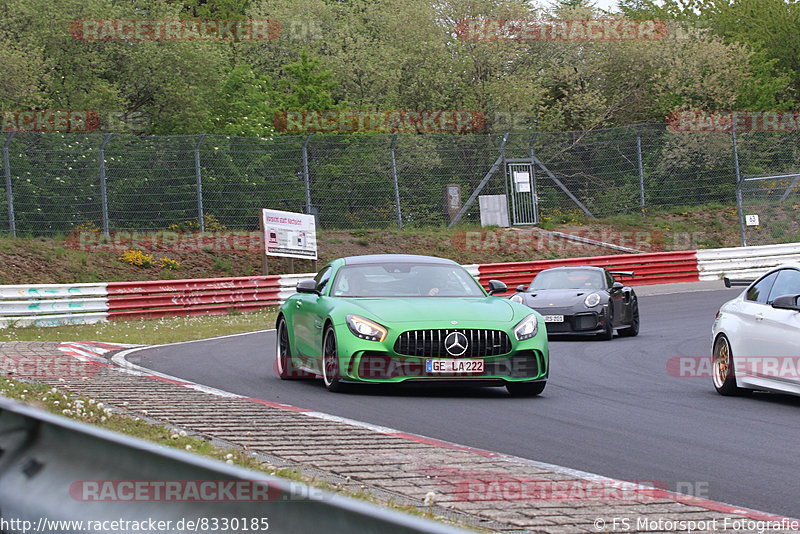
[
  {"left": 0, "top": 397, "right": 466, "bottom": 534},
  {"left": 477, "top": 251, "right": 701, "bottom": 293},
  {"left": 697, "top": 243, "right": 800, "bottom": 281},
  {"left": 0, "top": 283, "right": 109, "bottom": 328}
]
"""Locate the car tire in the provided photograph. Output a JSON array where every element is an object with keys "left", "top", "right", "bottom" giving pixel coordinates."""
[
  {"left": 618, "top": 299, "right": 639, "bottom": 337},
  {"left": 712, "top": 334, "right": 750, "bottom": 396},
  {"left": 599, "top": 306, "right": 614, "bottom": 340},
  {"left": 506, "top": 381, "right": 546, "bottom": 397},
  {"left": 322, "top": 326, "right": 348, "bottom": 393},
  {"left": 276, "top": 316, "right": 312, "bottom": 379}
]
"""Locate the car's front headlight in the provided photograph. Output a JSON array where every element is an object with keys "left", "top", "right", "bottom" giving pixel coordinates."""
[
  {"left": 346, "top": 315, "right": 387, "bottom": 342},
  {"left": 514, "top": 314, "right": 539, "bottom": 341},
  {"left": 509, "top": 293, "right": 524, "bottom": 303},
  {"left": 584, "top": 293, "right": 601, "bottom": 307}
]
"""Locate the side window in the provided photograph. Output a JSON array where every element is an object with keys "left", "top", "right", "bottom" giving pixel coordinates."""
[
  {"left": 605, "top": 271, "right": 615, "bottom": 289},
  {"left": 745, "top": 272, "right": 778, "bottom": 304},
  {"left": 767, "top": 269, "right": 800, "bottom": 303},
  {"left": 314, "top": 267, "right": 332, "bottom": 292}
]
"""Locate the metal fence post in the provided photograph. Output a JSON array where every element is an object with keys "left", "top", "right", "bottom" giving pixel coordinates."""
[
  {"left": 528, "top": 133, "right": 538, "bottom": 224},
  {"left": 302, "top": 133, "right": 313, "bottom": 214},
  {"left": 636, "top": 125, "right": 645, "bottom": 216},
  {"left": 99, "top": 133, "right": 114, "bottom": 235},
  {"left": 732, "top": 129, "right": 746, "bottom": 247},
  {"left": 195, "top": 134, "right": 206, "bottom": 231},
  {"left": 390, "top": 133, "right": 403, "bottom": 229},
  {"left": 3, "top": 132, "right": 16, "bottom": 237}
]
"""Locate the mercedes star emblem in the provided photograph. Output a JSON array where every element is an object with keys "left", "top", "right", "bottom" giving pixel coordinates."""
[{"left": 444, "top": 331, "right": 469, "bottom": 356}]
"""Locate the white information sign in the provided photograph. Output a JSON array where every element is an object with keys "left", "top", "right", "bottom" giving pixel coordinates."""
[
  {"left": 514, "top": 170, "right": 531, "bottom": 193},
  {"left": 261, "top": 209, "right": 318, "bottom": 259},
  {"left": 745, "top": 214, "right": 760, "bottom": 227}
]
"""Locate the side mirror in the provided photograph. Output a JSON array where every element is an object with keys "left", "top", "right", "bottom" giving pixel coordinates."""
[
  {"left": 772, "top": 294, "right": 800, "bottom": 311},
  {"left": 296, "top": 279, "right": 320, "bottom": 295},
  {"left": 611, "top": 282, "right": 624, "bottom": 291},
  {"left": 488, "top": 279, "right": 507, "bottom": 295},
  {"left": 515, "top": 284, "right": 526, "bottom": 292}
]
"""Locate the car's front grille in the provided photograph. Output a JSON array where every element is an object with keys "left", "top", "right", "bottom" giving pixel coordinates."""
[{"left": 394, "top": 329, "right": 512, "bottom": 358}]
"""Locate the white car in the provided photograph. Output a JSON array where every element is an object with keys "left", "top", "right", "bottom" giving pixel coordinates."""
[{"left": 712, "top": 264, "right": 800, "bottom": 396}]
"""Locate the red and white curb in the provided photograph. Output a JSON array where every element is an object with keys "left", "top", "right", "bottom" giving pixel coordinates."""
[{"left": 58, "top": 337, "right": 799, "bottom": 525}]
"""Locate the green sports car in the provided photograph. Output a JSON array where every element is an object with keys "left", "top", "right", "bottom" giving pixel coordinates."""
[{"left": 275, "top": 254, "right": 549, "bottom": 395}]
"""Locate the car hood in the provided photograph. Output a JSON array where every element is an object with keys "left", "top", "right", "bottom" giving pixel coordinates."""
[
  {"left": 524, "top": 289, "right": 598, "bottom": 306},
  {"left": 339, "top": 297, "right": 517, "bottom": 324}
]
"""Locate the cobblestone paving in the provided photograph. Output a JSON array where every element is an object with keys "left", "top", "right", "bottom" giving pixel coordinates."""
[{"left": 1, "top": 341, "right": 796, "bottom": 534}]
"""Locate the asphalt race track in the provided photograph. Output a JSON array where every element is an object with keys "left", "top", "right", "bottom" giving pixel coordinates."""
[{"left": 128, "top": 288, "right": 800, "bottom": 518}]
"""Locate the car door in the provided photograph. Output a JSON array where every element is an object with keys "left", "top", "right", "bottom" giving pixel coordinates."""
[
  {"left": 756, "top": 268, "right": 800, "bottom": 385},
  {"left": 733, "top": 271, "right": 778, "bottom": 359},
  {"left": 293, "top": 266, "right": 333, "bottom": 365},
  {"left": 605, "top": 270, "right": 625, "bottom": 325}
]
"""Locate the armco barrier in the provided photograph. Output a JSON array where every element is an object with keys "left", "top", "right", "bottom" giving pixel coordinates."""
[
  {"left": 106, "top": 276, "right": 281, "bottom": 320},
  {"left": 0, "top": 283, "right": 109, "bottom": 328},
  {"left": 0, "top": 397, "right": 465, "bottom": 534},
  {"left": 697, "top": 243, "right": 800, "bottom": 281},
  {"left": 477, "top": 251, "right": 700, "bottom": 294},
  {"left": 4, "top": 244, "right": 799, "bottom": 327}
]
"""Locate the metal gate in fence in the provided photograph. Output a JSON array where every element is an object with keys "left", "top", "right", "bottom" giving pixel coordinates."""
[
  {"left": 738, "top": 172, "right": 800, "bottom": 246},
  {"left": 506, "top": 160, "right": 538, "bottom": 225}
]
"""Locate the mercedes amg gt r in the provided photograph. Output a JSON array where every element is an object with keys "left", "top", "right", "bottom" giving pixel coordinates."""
[
  {"left": 275, "top": 254, "right": 549, "bottom": 395},
  {"left": 509, "top": 266, "right": 639, "bottom": 340}
]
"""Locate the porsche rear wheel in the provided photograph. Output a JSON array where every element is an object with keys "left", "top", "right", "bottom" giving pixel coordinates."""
[
  {"left": 712, "top": 334, "right": 749, "bottom": 396},
  {"left": 276, "top": 316, "right": 311, "bottom": 379},
  {"left": 322, "top": 326, "right": 347, "bottom": 392},
  {"left": 619, "top": 300, "right": 639, "bottom": 337},
  {"left": 507, "top": 381, "right": 546, "bottom": 397}
]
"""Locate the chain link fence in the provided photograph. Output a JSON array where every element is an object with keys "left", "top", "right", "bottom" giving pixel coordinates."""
[{"left": 0, "top": 124, "right": 796, "bottom": 245}]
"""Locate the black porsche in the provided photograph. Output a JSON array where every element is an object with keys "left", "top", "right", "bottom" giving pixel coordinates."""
[{"left": 509, "top": 266, "right": 639, "bottom": 340}]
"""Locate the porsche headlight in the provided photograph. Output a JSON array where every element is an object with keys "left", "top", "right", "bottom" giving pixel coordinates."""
[
  {"left": 509, "top": 293, "right": 524, "bottom": 303},
  {"left": 346, "top": 315, "right": 387, "bottom": 342},
  {"left": 584, "top": 293, "right": 601, "bottom": 307},
  {"left": 514, "top": 314, "right": 539, "bottom": 341}
]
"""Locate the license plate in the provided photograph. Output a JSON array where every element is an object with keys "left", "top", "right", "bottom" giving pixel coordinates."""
[
  {"left": 543, "top": 315, "right": 564, "bottom": 323},
  {"left": 426, "top": 359, "right": 484, "bottom": 373}
]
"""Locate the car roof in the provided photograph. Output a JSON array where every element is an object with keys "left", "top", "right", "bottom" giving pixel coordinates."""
[{"left": 341, "top": 254, "right": 458, "bottom": 265}]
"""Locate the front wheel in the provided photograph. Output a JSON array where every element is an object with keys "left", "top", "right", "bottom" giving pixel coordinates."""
[
  {"left": 619, "top": 300, "right": 639, "bottom": 337},
  {"left": 276, "top": 316, "right": 312, "bottom": 379},
  {"left": 712, "top": 334, "right": 749, "bottom": 396},
  {"left": 322, "top": 327, "right": 347, "bottom": 392},
  {"left": 599, "top": 306, "right": 614, "bottom": 340},
  {"left": 506, "top": 381, "right": 546, "bottom": 397}
]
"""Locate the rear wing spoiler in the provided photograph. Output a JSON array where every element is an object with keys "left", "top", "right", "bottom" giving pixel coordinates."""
[
  {"left": 610, "top": 271, "right": 635, "bottom": 279},
  {"left": 724, "top": 277, "right": 755, "bottom": 288}
]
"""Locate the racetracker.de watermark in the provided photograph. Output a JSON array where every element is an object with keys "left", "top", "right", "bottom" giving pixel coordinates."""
[
  {"left": 272, "top": 110, "right": 486, "bottom": 133},
  {"left": 2, "top": 110, "right": 99, "bottom": 133},
  {"left": 66, "top": 230, "right": 264, "bottom": 253},
  {"left": 451, "top": 229, "right": 686, "bottom": 253},
  {"left": 1, "top": 354, "right": 101, "bottom": 379},
  {"left": 456, "top": 479, "right": 709, "bottom": 502},
  {"left": 455, "top": 18, "right": 668, "bottom": 41},
  {"left": 69, "top": 19, "right": 281, "bottom": 41},
  {"left": 68, "top": 480, "right": 319, "bottom": 502},
  {"left": 667, "top": 110, "right": 800, "bottom": 133},
  {"left": 668, "top": 356, "right": 800, "bottom": 379}
]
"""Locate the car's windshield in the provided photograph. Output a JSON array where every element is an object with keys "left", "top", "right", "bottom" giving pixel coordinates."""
[
  {"left": 330, "top": 263, "right": 486, "bottom": 297},
  {"left": 529, "top": 269, "right": 605, "bottom": 290}
]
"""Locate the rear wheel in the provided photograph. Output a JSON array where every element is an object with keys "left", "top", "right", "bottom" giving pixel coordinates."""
[
  {"left": 322, "top": 326, "right": 347, "bottom": 392},
  {"left": 276, "top": 316, "right": 311, "bottom": 379},
  {"left": 619, "top": 300, "right": 639, "bottom": 337},
  {"left": 712, "top": 334, "right": 749, "bottom": 396},
  {"left": 507, "top": 381, "right": 546, "bottom": 397}
]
